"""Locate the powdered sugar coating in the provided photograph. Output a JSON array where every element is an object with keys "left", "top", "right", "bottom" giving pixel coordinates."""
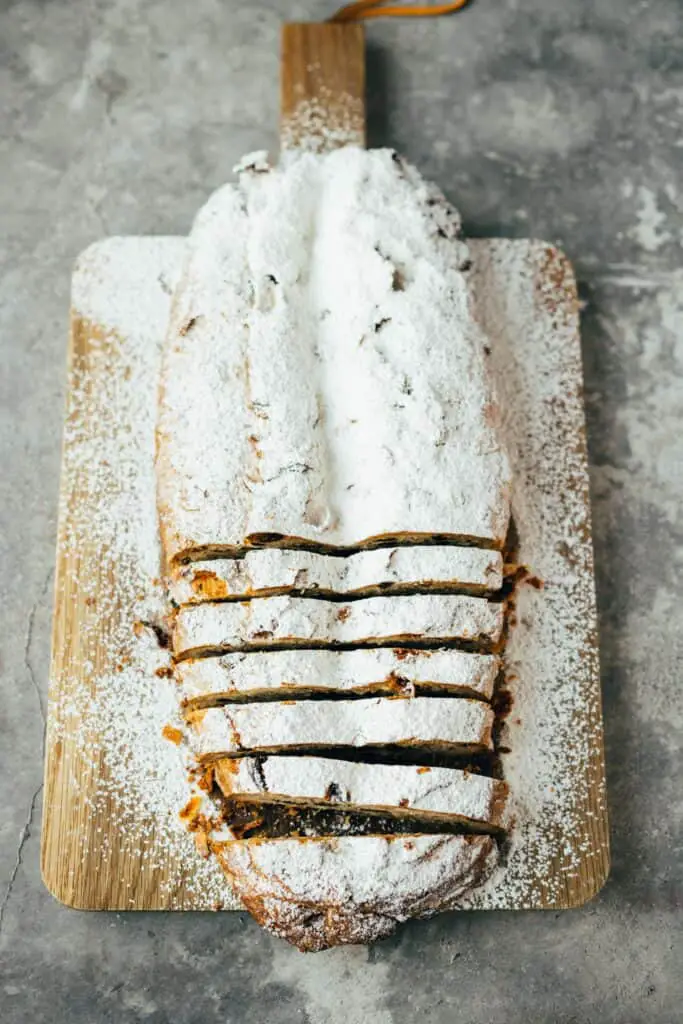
[
  {"left": 215, "top": 756, "right": 508, "bottom": 828},
  {"left": 194, "top": 696, "right": 493, "bottom": 757},
  {"left": 217, "top": 833, "right": 492, "bottom": 907},
  {"left": 156, "top": 148, "right": 511, "bottom": 564},
  {"left": 177, "top": 647, "right": 500, "bottom": 701},
  {"left": 45, "top": 234, "right": 607, "bottom": 918},
  {"left": 173, "top": 594, "right": 503, "bottom": 657},
  {"left": 170, "top": 546, "right": 503, "bottom": 604},
  {"left": 215, "top": 834, "right": 497, "bottom": 951}
]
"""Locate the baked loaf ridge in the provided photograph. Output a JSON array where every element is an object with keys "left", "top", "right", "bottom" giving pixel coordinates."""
[
  {"left": 159, "top": 148, "right": 512, "bottom": 949},
  {"left": 156, "top": 146, "right": 511, "bottom": 568}
]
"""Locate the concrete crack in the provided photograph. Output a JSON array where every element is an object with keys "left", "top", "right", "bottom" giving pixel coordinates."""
[
  {"left": 24, "top": 568, "right": 54, "bottom": 750},
  {"left": 0, "top": 783, "right": 42, "bottom": 936},
  {"left": 84, "top": 195, "right": 110, "bottom": 237}
]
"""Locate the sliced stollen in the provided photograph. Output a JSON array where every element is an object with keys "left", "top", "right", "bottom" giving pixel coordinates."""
[
  {"left": 178, "top": 648, "right": 500, "bottom": 705},
  {"left": 213, "top": 756, "right": 508, "bottom": 832},
  {"left": 212, "top": 833, "right": 497, "bottom": 951},
  {"left": 170, "top": 546, "right": 504, "bottom": 604},
  {"left": 156, "top": 148, "right": 511, "bottom": 568},
  {"left": 172, "top": 594, "right": 504, "bottom": 658},
  {"left": 193, "top": 696, "right": 494, "bottom": 760}
]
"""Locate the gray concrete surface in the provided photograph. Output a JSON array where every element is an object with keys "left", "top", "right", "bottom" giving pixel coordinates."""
[{"left": 1, "top": 0, "right": 681, "bottom": 1020}]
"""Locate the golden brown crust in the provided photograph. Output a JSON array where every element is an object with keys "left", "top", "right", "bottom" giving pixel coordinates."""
[{"left": 238, "top": 893, "right": 399, "bottom": 952}]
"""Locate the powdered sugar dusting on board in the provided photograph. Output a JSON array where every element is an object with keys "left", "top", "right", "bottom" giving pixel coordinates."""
[
  {"left": 459, "top": 240, "right": 608, "bottom": 908},
  {"left": 44, "top": 232, "right": 607, "bottom": 914},
  {"left": 47, "top": 237, "right": 235, "bottom": 909},
  {"left": 280, "top": 90, "right": 365, "bottom": 154}
]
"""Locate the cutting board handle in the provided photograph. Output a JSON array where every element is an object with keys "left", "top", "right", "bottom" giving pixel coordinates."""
[{"left": 281, "top": 22, "right": 366, "bottom": 154}]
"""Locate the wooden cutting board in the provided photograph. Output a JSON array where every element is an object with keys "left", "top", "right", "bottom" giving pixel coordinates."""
[{"left": 42, "top": 23, "right": 609, "bottom": 912}]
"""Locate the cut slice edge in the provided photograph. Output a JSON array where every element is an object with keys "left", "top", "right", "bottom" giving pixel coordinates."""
[
  {"left": 211, "top": 756, "right": 509, "bottom": 835},
  {"left": 173, "top": 594, "right": 504, "bottom": 658},
  {"left": 197, "top": 743, "right": 495, "bottom": 768},
  {"left": 213, "top": 798, "right": 506, "bottom": 840},
  {"left": 196, "top": 744, "right": 497, "bottom": 773},
  {"left": 192, "top": 697, "right": 495, "bottom": 760},
  {"left": 175, "top": 637, "right": 500, "bottom": 661},
  {"left": 171, "top": 532, "right": 503, "bottom": 568},
  {"left": 183, "top": 680, "right": 492, "bottom": 708},
  {"left": 176, "top": 648, "right": 501, "bottom": 703},
  {"left": 170, "top": 546, "right": 504, "bottom": 604}
]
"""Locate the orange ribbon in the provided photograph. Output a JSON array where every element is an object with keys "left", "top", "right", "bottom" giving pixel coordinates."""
[{"left": 330, "top": 0, "right": 470, "bottom": 21}]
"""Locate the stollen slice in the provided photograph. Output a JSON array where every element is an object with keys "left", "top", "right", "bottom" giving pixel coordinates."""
[
  {"left": 212, "top": 833, "right": 497, "bottom": 951},
  {"left": 172, "top": 594, "right": 504, "bottom": 658},
  {"left": 213, "top": 756, "right": 508, "bottom": 832},
  {"left": 170, "top": 546, "right": 504, "bottom": 604},
  {"left": 156, "top": 148, "right": 511, "bottom": 569},
  {"left": 178, "top": 648, "right": 500, "bottom": 705},
  {"left": 193, "top": 696, "right": 494, "bottom": 760}
]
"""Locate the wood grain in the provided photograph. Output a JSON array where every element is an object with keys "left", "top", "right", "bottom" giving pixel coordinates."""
[
  {"left": 41, "top": 237, "right": 609, "bottom": 912},
  {"left": 41, "top": 240, "right": 207, "bottom": 911},
  {"left": 42, "top": 317, "right": 176, "bottom": 909},
  {"left": 281, "top": 23, "right": 366, "bottom": 152}
]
